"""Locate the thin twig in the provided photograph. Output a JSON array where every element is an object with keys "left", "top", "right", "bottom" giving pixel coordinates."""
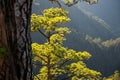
[
  {"left": 61, "top": 74, "right": 74, "bottom": 80},
  {"left": 34, "top": 75, "right": 41, "bottom": 80},
  {"left": 58, "top": 59, "right": 70, "bottom": 67},
  {"left": 32, "top": 61, "right": 46, "bottom": 66},
  {"left": 56, "top": 0, "right": 62, "bottom": 8},
  {"left": 33, "top": 54, "right": 47, "bottom": 63},
  {"left": 38, "top": 29, "right": 48, "bottom": 39}
]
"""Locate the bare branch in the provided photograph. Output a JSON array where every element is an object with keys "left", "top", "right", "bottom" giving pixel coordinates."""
[
  {"left": 49, "top": 0, "right": 62, "bottom": 8},
  {"left": 38, "top": 29, "right": 48, "bottom": 39},
  {"left": 56, "top": 0, "right": 62, "bottom": 8}
]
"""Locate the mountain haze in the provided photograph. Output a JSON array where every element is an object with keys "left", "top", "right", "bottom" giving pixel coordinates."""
[{"left": 31, "top": 0, "right": 120, "bottom": 77}]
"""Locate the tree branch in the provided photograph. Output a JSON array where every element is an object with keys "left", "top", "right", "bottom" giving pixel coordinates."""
[
  {"left": 47, "top": 53, "right": 51, "bottom": 80},
  {"left": 56, "top": 0, "right": 62, "bottom": 8},
  {"left": 49, "top": 0, "right": 62, "bottom": 8},
  {"left": 33, "top": 54, "right": 47, "bottom": 63},
  {"left": 61, "top": 74, "right": 74, "bottom": 80},
  {"left": 38, "top": 29, "right": 48, "bottom": 39},
  {"left": 34, "top": 75, "right": 41, "bottom": 80},
  {"left": 32, "top": 61, "right": 46, "bottom": 67},
  {"left": 58, "top": 59, "right": 70, "bottom": 67}
]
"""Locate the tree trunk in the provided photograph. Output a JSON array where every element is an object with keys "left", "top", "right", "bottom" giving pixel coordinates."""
[{"left": 0, "top": 0, "right": 33, "bottom": 80}]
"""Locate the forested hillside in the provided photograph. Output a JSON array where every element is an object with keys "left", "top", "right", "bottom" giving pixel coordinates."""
[{"left": 31, "top": 0, "right": 120, "bottom": 77}]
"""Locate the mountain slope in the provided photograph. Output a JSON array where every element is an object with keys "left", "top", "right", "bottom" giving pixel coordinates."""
[
  {"left": 31, "top": 0, "right": 120, "bottom": 76},
  {"left": 78, "top": 0, "right": 120, "bottom": 36}
]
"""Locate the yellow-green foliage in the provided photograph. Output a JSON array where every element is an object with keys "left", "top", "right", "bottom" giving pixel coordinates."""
[
  {"left": 64, "top": 0, "right": 98, "bottom": 6},
  {"left": 105, "top": 71, "right": 120, "bottom": 80},
  {"left": 31, "top": 8, "right": 101, "bottom": 80},
  {"left": 31, "top": 8, "right": 70, "bottom": 33}
]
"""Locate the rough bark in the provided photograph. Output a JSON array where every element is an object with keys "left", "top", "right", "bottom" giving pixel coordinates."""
[
  {"left": 0, "top": 6, "right": 8, "bottom": 79},
  {"left": 0, "top": 0, "right": 33, "bottom": 80}
]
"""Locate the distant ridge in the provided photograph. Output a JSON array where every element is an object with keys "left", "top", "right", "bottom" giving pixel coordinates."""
[{"left": 31, "top": 0, "right": 120, "bottom": 77}]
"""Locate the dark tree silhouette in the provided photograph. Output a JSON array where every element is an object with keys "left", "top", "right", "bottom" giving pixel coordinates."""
[{"left": 0, "top": 0, "right": 33, "bottom": 80}]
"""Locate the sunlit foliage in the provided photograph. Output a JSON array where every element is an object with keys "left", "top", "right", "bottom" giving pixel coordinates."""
[
  {"left": 31, "top": 8, "right": 101, "bottom": 80},
  {"left": 64, "top": 0, "right": 98, "bottom": 6},
  {"left": 49, "top": 0, "right": 98, "bottom": 7},
  {"left": 104, "top": 71, "right": 120, "bottom": 80}
]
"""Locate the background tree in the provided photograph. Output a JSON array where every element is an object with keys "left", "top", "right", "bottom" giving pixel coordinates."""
[
  {"left": 50, "top": 0, "right": 98, "bottom": 7},
  {"left": 31, "top": 7, "right": 101, "bottom": 80},
  {"left": 0, "top": 0, "right": 33, "bottom": 80},
  {"left": 103, "top": 70, "right": 120, "bottom": 80}
]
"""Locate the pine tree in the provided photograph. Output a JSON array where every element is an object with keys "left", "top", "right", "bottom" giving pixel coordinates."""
[{"left": 31, "top": 7, "right": 101, "bottom": 80}]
